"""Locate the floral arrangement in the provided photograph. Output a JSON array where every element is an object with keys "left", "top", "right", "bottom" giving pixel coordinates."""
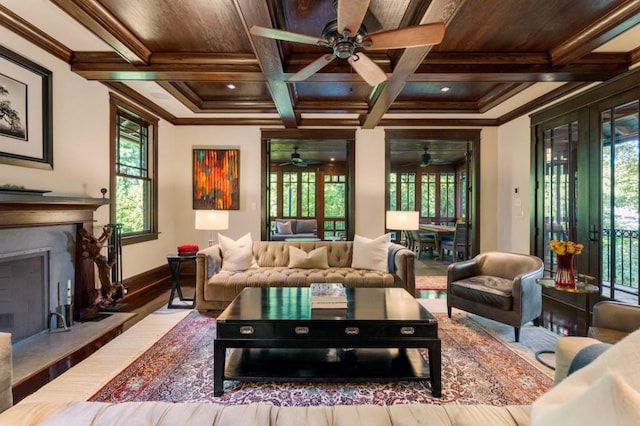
[{"left": 548, "top": 239, "right": 584, "bottom": 255}]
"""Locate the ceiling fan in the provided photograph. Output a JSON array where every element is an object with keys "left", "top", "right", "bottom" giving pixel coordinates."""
[
  {"left": 278, "top": 147, "right": 320, "bottom": 167},
  {"left": 249, "top": 0, "right": 445, "bottom": 86},
  {"left": 420, "top": 147, "right": 431, "bottom": 167}
]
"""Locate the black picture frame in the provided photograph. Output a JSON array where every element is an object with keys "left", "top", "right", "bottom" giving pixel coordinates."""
[{"left": 0, "top": 46, "right": 53, "bottom": 170}]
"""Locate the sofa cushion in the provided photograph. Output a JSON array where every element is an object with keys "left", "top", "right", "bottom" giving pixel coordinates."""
[
  {"left": 295, "top": 219, "right": 317, "bottom": 234},
  {"left": 352, "top": 233, "right": 391, "bottom": 272},
  {"left": 276, "top": 220, "right": 293, "bottom": 234},
  {"left": 218, "top": 233, "right": 257, "bottom": 272},
  {"left": 288, "top": 246, "right": 329, "bottom": 269},
  {"left": 449, "top": 275, "right": 513, "bottom": 310}
]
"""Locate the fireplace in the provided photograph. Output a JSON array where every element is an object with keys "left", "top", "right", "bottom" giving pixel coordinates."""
[
  {"left": 0, "top": 249, "right": 49, "bottom": 343},
  {"left": 0, "top": 192, "right": 109, "bottom": 344}
]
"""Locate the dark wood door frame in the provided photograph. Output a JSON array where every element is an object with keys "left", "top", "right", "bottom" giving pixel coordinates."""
[
  {"left": 385, "top": 129, "right": 481, "bottom": 257},
  {"left": 261, "top": 129, "right": 356, "bottom": 241}
]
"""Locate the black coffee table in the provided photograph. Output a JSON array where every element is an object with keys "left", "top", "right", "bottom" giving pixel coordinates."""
[{"left": 214, "top": 287, "right": 441, "bottom": 397}]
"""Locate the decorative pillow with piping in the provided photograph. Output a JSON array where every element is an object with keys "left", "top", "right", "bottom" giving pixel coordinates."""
[
  {"left": 288, "top": 246, "right": 329, "bottom": 269},
  {"left": 351, "top": 233, "right": 391, "bottom": 272},
  {"left": 276, "top": 221, "right": 293, "bottom": 234},
  {"left": 218, "top": 233, "right": 257, "bottom": 272}
]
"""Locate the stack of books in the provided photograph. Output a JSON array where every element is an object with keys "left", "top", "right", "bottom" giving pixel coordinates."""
[{"left": 310, "top": 283, "right": 348, "bottom": 309}]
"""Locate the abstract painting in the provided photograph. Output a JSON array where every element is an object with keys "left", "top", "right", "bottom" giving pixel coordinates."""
[{"left": 193, "top": 149, "right": 240, "bottom": 210}]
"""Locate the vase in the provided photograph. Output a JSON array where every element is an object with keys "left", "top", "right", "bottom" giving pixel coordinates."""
[{"left": 555, "top": 253, "right": 576, "bottom": 288}]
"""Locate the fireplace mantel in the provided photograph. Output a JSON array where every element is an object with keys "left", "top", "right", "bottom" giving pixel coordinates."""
[{"left": 0, "top": 194, "right": 109, "bottom": 228}]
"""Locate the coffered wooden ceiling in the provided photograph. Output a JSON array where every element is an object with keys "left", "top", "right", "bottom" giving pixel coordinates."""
[{"left": 2, "top": 0, "right": 639, "bottom": 129}]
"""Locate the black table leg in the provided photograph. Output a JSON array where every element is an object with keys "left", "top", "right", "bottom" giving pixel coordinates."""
[{"left": 214, "top": 340, "right": 226, "bottom": 396}]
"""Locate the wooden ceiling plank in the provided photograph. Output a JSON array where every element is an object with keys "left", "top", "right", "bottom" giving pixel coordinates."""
[
  {"left": 235, "top": 0, "right": 297, "bottom": 128},
  {"left": 362, "top": 0, "right": 468, "bottom": 129},
  {"left": 0, "top": 4, "right": 72, "bottom": 62},
  {"left": 51, "top": 0, "right": 151, "bottom": 65},
  {"left": 550, "top": 0, "right": 640, "bottom": 66}
]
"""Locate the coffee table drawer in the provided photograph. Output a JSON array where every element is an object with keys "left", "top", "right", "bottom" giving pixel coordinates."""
[
  {"left": 217, "top": 322, "right": 275, "bottom": 339},
  {"left": 273, "top": 321, "right": 437, "bottom": 339}
]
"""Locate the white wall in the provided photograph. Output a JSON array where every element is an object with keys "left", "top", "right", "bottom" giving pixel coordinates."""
[
  {"left": 497, "top": 116, "right": 533, "bottom": 254},
  {"left": 355, "top": 128, "right": 386, "bottom": 237},
  {"left": 479, "top": 127, "right": 499, "bottom": 252}
]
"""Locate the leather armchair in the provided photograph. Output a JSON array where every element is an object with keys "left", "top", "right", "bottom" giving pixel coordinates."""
[{"left": 447, "top": 251, "right": 544, "bottom": 342}]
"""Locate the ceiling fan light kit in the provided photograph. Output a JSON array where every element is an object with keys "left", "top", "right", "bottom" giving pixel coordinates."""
[{"left": 249, "top": 0, "right": 445, "bottom": 87}]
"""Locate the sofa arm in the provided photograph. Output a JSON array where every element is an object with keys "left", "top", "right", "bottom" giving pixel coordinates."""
[
  {"left": 196, "top": 245, "right": 222, "bottom": 310},
  {"left": 390, "top": 244, "right": 416, "bottom": 296},
  {"left": 0, "top": 332, "right": 12, "bottom": 413}
]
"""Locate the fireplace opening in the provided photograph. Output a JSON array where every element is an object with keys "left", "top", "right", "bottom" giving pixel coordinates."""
[{"left": 0, "top": 249, "right": 49, "bottom": 344}]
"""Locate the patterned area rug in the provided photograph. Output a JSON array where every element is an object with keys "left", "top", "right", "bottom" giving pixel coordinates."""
[
  {"left": 416, "top": 275, "right": 447, "bottom": 290},
  {"left": 89, "top": 311, "right": 552, "bottom": 406}
]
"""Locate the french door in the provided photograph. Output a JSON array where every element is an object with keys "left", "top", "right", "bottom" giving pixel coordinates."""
[{"left": 533, "top": 83, "right": 640, "bottom": 305}]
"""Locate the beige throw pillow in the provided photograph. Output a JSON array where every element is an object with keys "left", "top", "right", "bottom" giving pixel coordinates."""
[
  {"left": 288, "top": 246, "right": 329, "bottom": 269},
  {"left": 218, "top": 232, "right": 257, "bottom": 272},
  {"left": 351, "top": 233, "right": 391, "bottom": 272}
]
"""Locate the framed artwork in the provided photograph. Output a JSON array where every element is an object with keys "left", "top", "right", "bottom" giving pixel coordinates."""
[
  {"left": 193, "top": 148, "right": 240, "bottom": 210},
  {"left": 0, "top": 46, "right": 53, "bottom": 170}
]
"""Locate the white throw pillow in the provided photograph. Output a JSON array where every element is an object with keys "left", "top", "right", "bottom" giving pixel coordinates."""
[
  {"left": 218, "top": 233, "right": 257, "bottom": 272},
  {"left": 288, "top": 246, "right": 329, "bottom": 269},
  {"left": 351, "top": 233, "right": 391, "bottom": 272}
]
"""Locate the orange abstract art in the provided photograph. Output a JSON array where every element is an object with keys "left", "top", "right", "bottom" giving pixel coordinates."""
[{"left": 193, "top": 149, "right": 239, "bottom": 210}]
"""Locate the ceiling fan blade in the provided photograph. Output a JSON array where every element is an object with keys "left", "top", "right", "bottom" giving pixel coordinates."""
[
  {"left": 289, "top": 54, "right": 336, "bottom": 82},
  {"left": 249, "top": 25, "right": 326, "bottom": 46},
  {"left": 337, "top": 0, "right": 370, "bottom": 34},
  {"left": 348, "top": 53, "right": 386, "bottom": 86},
  {"left": 363, "top": 22, "right": 445, "bottom": 50}
]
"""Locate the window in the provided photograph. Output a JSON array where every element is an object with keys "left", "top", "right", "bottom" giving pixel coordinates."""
[{"left": 109, "top": 94, "right": 158, "bottom": 244}]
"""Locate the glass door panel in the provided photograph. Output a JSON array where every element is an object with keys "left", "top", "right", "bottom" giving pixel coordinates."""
[
  {"left": 601, "top": 100, "right": 640, "bottom": 302},
  {"left": 542, "top": 121, "right": 578, "bottom": 276}
]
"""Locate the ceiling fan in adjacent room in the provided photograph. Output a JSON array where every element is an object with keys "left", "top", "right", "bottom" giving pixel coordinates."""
[
  {"left": 420, "top": 147, "right": 432, "bottom": 167},
  {"left": 249, "top": 0, "right": 445, "bottom": 86},
  {"left": 278, "top": 147, "right": 320, "bottom": 167}
]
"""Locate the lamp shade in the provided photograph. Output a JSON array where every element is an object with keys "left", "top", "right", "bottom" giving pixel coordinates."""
[
  {"left": 195, "top": 210, "right": 229, "bottom": 230},
  {"left": 386, "top": 211, "right": 419, "bottom": 230}
]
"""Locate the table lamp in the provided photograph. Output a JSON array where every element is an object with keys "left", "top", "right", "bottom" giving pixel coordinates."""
[
  {"left": 386, "top": 211, "right": 419, "bottom": 246},
  {"left": 195, "top": 210, "right": 229, "bottom": 246}
]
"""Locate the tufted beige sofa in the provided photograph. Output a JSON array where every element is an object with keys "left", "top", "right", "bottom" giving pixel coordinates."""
[{"left": 195, "top": 241, "right": 416, "bottom": 311}]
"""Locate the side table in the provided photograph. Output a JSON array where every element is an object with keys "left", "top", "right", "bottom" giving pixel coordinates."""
[
  {"left": 534, "top": 277, "right": 599, "bottom": 369},
  {"left": 166, "top": 254, "right": 197, "bottom": 309}
]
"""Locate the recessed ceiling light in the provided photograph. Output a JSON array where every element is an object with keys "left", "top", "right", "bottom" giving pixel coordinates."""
[
  {"left": 440, "top": 86, "right": 450, "bottom": 92},
  {"left": 226, "top": 84, "right": 236, "bottom": 90},
  {"left": 330, "top": 157, "right": 335, "bottom": 161}
]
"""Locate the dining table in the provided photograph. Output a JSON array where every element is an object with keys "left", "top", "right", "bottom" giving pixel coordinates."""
[{"left": 419, "top": 224, "right": 456, "bottom": 260}]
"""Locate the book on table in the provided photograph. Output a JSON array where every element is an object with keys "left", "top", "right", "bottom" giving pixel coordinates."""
[{"left": 310, "top": 283, "right": 347, "bottom": 309}]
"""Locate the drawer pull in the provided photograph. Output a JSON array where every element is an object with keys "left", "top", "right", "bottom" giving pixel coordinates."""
[
  {"left": 400, "top": 327, "right": 415, "bottom": 335},
  {"left": 239, "top": 326, "right": 254, "bottom": 335},
  {"left": 345, "top": 327, "right": 359, "bottom": 335},
  {"left": 295, "top": 326, "right": 309, "bottom": 335}
]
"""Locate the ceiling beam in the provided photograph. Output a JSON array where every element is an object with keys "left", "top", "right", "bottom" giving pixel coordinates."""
[
  {"left": 0, "top": 4, "right": 72, "bottom": 62},
  {"left": 550, "top": 0, "right": 640, "bottom": 66},
  {"left": 51, "top": 0, "right": 151, "bottom": 64},
  {"left": 362, "top": 0, "right": 468, "bottom": 129},
  {"left": 235, "top": 0, "right": 297, "bottom": 128}
]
